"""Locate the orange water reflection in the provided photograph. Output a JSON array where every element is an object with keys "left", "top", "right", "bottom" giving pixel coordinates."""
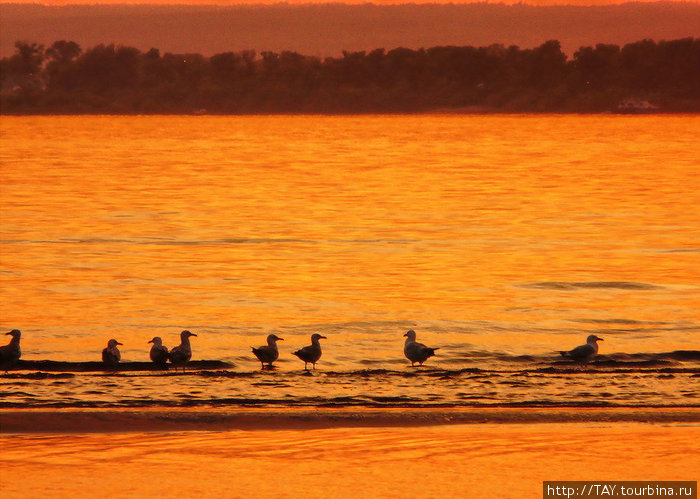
[
  {"left": 1, "top": 115, "right": 698, "bottom": 366},
  {"left": 2, "top": 423, "right": 699, "bottom": 498}
]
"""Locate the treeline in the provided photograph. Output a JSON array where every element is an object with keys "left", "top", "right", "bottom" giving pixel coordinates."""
[{"left": 2, "top": 38, "right": 699, "bottom": 114}]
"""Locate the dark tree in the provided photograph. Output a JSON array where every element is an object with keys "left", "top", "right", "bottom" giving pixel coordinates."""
[{"left": 2, "top": 37, "right": 700, "bottom": 113}]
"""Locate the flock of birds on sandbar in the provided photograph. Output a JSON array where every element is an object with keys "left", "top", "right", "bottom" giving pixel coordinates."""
[{"left": 0, "top": 327, "right": 606, "bottom": 373}]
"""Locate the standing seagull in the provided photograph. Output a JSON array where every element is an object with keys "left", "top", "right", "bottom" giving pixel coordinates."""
[
  {"left": 169, "top": 330, "right": 197, "bottom": 371},
  {"left": 252, "top": 334, "right": 283, "bottom": 369},
  {"left": 560, "top": 334, "right": 604, "bottom": 362},
  {"left": 403, "top": 329, "right": 439, "bottom": 367},
  {"left": 292, "top": 333, "right": 327, "bottom": 370},
  {"left": 148, "top": 337, "right": 169, "bottom": 368},
  {"left": 102, "top": 339, "right": 123, "bottom": 368},
  {"left": 0, "top": 329, "right": 22, "bottom": 372}
]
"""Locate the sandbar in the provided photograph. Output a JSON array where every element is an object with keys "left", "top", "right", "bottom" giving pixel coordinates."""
[{"left": 2, "top": 406, "right": 699, "bottom": 433}]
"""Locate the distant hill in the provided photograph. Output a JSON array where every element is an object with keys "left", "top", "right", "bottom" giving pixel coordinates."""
[{"left": 2, "top": 2, "right": 699, "bottom": 58}]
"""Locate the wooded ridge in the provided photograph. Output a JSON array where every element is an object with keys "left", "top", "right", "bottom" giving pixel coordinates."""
[{"left": 2, "top": 38, "right": 699, "bottom": 113}]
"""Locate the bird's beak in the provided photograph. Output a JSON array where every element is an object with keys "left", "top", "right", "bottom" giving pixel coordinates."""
[
  {"left": 403, "top": 333, "right": 408, "bottom": 337},
  {"left": 598, "top": 337, "right": 604, "bottom": 341},
  {"left": 191, "top": 333, "right": 198, "bottom": 337},
  {"left": 148, "top": 340, "right": 153, "bottom": 344},
  {"left": 320, "top": 335, "right": 327, "bottom": 339},
  {"left": 278, "top": 337, "right": 284, "bottom": 341},
  {"left": 117, "top": 342, "right": 124, "bottom": 345}
]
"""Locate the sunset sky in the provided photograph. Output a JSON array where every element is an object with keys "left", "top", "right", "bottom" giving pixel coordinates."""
[{"left": 8, "top": 0, "right": 700, "bottom": 4}]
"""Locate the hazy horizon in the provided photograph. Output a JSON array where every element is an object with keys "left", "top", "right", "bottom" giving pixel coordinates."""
[
  {"left": 3, "top": 1, "right": 699, "bottom": 58},
  {"left": 4, "top": 0, "right": 700, "bottom": 5}
]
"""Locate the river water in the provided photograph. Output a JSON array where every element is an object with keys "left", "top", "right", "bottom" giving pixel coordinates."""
[{"left": 1, "top": 114, "right": 698, "bottom": 409}]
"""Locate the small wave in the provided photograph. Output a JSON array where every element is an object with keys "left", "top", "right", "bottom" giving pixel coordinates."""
[
  {"left": 2, "top": 237, "right": 317, "bottom": 246},
  {"left": 521, "top": 281, "right": 663, "bottom": 290},
  {"left": 582, "top": 351, "right": 700, "bottom": 365},
  {"left": 535, "top": 366, "right": 699, "bottom": 375},
  {"left": 445, "top": 351, "right": 537, "bottom": 363},
  {"left": 9, "top": 360, "right": 233, "bottom": 372},
  {"left": 554, "top": 359, "right": 675, "bottom": 368},
  {"left": 653, "top": 248, "right": 700, "bottom": 254},
  {"left": 0, "top": 391, "right": 35, "bottom": 397},
  {"left": 2, "top": 397, "right": 698, "bottom": 410},
  {"left": 4, "top": 351, "right": 698, "bottom": 376},
  {"left": 567, "top": 318, "right": 669, "bottom": 325},
  {"left": 0, "top": 372, "right": 75, "bottom": 379},
  {"left": 665, "top": 350, "right": 700, "bottom": 361},
  {"left": 150, "top": 238, "right": 315, "bottom": 246}
]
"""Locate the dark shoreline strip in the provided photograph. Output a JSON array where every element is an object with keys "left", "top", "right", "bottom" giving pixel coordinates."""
[
  {"left": 7, "top": 360, "right": 234, "bottom": 372},
  {"left": 1, "top": 408, "right": 698, "bottom": 433},
  {"left": 5, "top": 352, "right": 699, "bottom": 374}
]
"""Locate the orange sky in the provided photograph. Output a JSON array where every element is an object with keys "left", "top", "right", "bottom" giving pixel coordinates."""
[{"left": 9, "top": 0, "right": 700, "bottom": 5}]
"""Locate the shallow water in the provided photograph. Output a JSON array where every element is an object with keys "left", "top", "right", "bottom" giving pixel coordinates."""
[
  {"left": 2, "top": 424, "right": 699, "bottom": 498},
  {"left": 1, "top": 363, "right": 699, "bottom": 409},
  {"left": 1, "top": 115, "right": 698, "bottom": 409}
]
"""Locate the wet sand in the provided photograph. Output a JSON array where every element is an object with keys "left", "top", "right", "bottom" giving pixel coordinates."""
[
  {"left": 2, "top": 407, "right": 699, "bottom": 433},
  {"left": 1, "top": 418, "right": 698, "bottom": 498}
]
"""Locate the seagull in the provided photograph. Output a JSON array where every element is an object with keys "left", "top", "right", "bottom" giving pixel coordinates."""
[
  {"left": 102, "top": 339, "right": 123, "bottom": 368},
  {"left": 292, "top": 333, "right": 327, "bottom": 370},
  {"left": 252, "top": 334, "right": 283, "bottom": 369},
  {"left": 403, "top": 329, "right": 439, "bottom": 367},
  {"left": 169, "top": 330, "right": 197, "bottom": 371},
  {"left": 560, "top": 334, "right": 604, "bottom": 362},
  {"left": 148, "top": 337, "right": 169, "bottom": 367},
  {"left": 0, "top": 329, "right": 22, "bottom": 372}
]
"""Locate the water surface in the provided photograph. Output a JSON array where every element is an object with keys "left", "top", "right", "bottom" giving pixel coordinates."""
[
  {"left": 1, "top": 115, "right": 698, "bottom": 408},
  {"left": 2, "top": 424, "right": 699, "bottom": 498}
]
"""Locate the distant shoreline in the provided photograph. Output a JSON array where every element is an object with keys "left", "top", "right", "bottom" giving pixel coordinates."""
[
  {"left": 2, "top": 407, "right": 699, "bottom": 433},
  {"left": 3, "top": 111, "right": 700, "bottom": 117},
  {"left": 3, "top": 37, "right": 699, "bottom": 114}
]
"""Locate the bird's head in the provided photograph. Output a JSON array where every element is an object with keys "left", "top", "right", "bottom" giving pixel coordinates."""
[
  {"left": 181, "top": 330, "right": 197, "bottom": 339},
  {"left": 107, "top": 339, "right": 123, "bottom": 348},
  {"left": 311, "top": 333, "right": 327, "bottom": 341},
  {"left": 6, "top": 329, "right": 21, "bottom": 339},
  {"left": 403, "top": 329, "right": 417, "bottom": 340},
  {"left": 148, "top": 337, "right": 162, "bottom": 345},
  {"left": 587, "top": 335, "right": 604, "bottom": 343}
]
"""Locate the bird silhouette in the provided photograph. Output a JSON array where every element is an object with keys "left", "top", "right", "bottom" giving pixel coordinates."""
[
  {"left": 252, "top": 334, "right": 283, "bottom": 369},
  {"left": 0, "top": 329, "right": 22, "bottom": 372},
  {"left": 102, "top": 339, "right": 123, "bottom": 368},
  {"left": 403, "top": 329, "right": 439, "bottom": 367},
  {"left": 169, "top": 330, "right": 197, "bottom": 371},
  {"left": 560, "top": 334, "right": 604, "bottom": 362},
  {"left": 148, "top": 336, "right": 169, "bottom": 368},
  {"left": 292, "top": 333, "right": 327, "bottom": 370}
]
